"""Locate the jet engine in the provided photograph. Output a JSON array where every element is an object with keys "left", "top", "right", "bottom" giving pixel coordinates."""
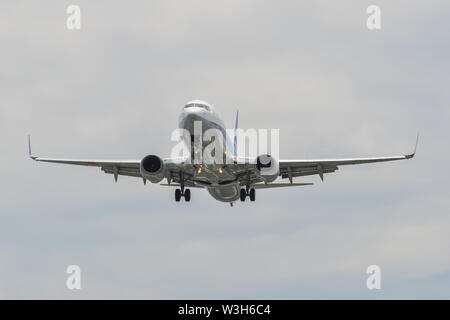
[
  {"left": 254, "top": 154, "right": 279, "bottom": 182},
  {"left": 140, "top": 155, "right": 165, "bottom": 183}
]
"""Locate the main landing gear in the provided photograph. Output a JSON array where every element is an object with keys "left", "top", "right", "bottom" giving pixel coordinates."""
[
  {"left": 175, "top": 172, "right": 190, "bottom": 202},
  {"left": 240, "top": 187, "right": 255, "bottom": 202},
  {"left": 175, "top": 188, "right": 191, "bottom": 202}
]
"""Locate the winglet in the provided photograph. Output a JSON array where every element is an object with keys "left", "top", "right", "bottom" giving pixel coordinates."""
[
  {"left": 28, "top": 135, "right": 37, "bottom": 160},
  {"left": 405, "top": 132, "right": 419, "bottom": 159}
]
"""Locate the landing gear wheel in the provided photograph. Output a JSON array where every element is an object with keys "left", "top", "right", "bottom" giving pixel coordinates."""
[
  {"left": 240, "top": 188, "right": 246, "bottom": 202},
  {"left": 184, "top": 189, "right": 191, "bottom": 202},
  {"left": 175, "top": 189, "right": 181, "bottom": 202},
  {"left": 249, "top": 188, "right": 256, "bottom": 202}
]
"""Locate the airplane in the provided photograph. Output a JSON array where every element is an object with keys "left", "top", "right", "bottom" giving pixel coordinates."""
[{"left": 28, "top": 100, "right": 418, "bottom": 206}]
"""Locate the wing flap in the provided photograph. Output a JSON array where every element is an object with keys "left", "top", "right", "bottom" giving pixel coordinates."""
[
  {"left": 280, "top": 166, "right": 337, "bottom": 179},
  {"left": 102, "top": 166, "right": 142, "bottom": 178}
]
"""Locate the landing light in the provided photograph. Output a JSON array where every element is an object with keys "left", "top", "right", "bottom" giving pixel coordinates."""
[{"left": 218, "top": 168, "right": 223, "bottom": 174}]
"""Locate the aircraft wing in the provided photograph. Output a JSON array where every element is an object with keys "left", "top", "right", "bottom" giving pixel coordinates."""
[
  {"left": 30, "top": 153, "right": 201, "bottom": 186},
  {"left": 232, "top": 134, "right": 418, "bottom": 187},
  {"left": 278, "top": 154, "right": 414, "bottom": 182},
  {"left": 28, "top": 136, "right": 203, "bottom": 186},
  {"left": 31, "top": 157, "right": 142, "bottom": 178},
  {"left": 29, "top": 134, "right": 418, "bottom": 187},
  {"left": 28, "top": 136, "right": 143, "bottom": 180},
  {"left": 232, "top": 153, "right": 416, "bottom": 187},
  {"left": 278, "top": 134, "right": 418, "bottom": 182}
]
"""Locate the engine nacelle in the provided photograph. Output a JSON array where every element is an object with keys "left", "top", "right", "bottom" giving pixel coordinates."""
[
  {"left": 254, "top": 154, "right": 279, "bottom": 182},
  {"left": 140, "top": 155, "right": 165, "bottom": 183}
]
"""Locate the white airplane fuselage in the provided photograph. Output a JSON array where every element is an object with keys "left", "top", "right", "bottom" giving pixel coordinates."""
[{"left": 178, "top": 100, "right": 241, "bottom": 202}]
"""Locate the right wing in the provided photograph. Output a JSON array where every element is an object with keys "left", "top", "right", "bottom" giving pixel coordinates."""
[
  {"left": 28, "top": 136, "right": 141, "bottom": 180},
  {"left": 28, "top": 136, "right": 204, "bottom": 187},
  {"left": 31, "top": 156, "right": 142, "bottom": 179}
]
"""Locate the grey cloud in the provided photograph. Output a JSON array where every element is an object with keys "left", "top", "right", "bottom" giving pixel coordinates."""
[{"left": 1, "top": 0, "right": 449, "bottom": 298}]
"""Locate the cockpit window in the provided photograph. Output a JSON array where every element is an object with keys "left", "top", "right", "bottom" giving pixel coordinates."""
[{"left": 184, "top": 103, "right": 210, "bottom": 111}]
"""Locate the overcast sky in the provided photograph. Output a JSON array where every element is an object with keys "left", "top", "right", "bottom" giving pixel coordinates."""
[{"left": 1, "top": 0, "right": 449, "bottom": 299}]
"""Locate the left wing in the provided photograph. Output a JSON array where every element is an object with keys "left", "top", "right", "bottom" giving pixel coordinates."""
[
  {"left": 279, "top": 135, "right": 419, "bottom": 182},
  {"left": 232, "top": 134, "right": 418, "bottom": 187},
  {"left": 279, "top": 154, "right": 413, "bottom": 182}
]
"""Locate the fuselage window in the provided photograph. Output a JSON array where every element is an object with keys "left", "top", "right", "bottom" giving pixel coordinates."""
[{"left": 184, "top": 104, "right": 210, "bottom": 111}]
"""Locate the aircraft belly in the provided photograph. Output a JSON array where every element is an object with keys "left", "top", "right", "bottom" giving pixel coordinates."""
[{"left": 207, "top": 184, "right": 240, "bottom": 202}]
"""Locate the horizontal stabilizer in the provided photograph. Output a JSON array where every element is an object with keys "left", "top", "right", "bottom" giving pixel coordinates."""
[
  {"left": 253, "top": 183, "right": 313, "bottom": 189},
  {"left": 160, "top": 184, "right": 204, "bottom": 189}
]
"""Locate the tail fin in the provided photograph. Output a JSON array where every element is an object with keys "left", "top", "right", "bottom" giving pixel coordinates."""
[{"left": 233, "top": 109, "right": 239, "bottom": 158}]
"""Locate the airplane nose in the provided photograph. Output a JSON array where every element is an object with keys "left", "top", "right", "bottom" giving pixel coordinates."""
[
  {"left": 183, "top": 106, "right": 203, "bottom": 114},
  {"left": 179, "top": 108, "right": 203, "bottom": 133}
]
